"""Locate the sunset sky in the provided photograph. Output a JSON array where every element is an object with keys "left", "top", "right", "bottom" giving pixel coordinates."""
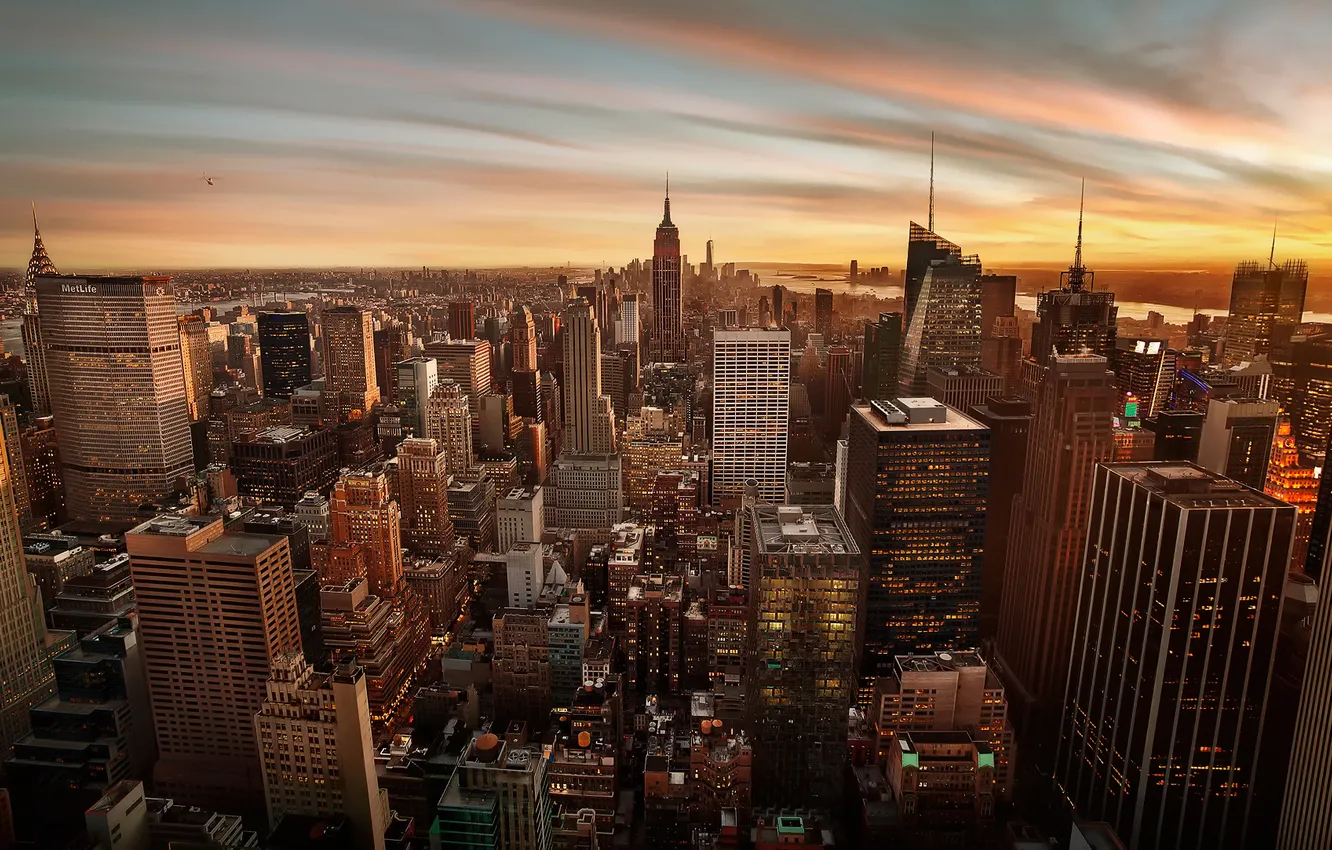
[{"left": 4, "top": 0, "right": 1332, "bottom": 279}]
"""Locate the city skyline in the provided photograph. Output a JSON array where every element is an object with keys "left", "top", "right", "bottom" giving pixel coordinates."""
[{"left": 6, "top": 1, "right": 1332, "bottom": 275}]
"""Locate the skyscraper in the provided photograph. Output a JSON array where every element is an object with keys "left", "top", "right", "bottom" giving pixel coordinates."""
[
  {"left": 995, "top": 354, "right": 1115, "bottom": 740},
  {"left": 861, "top": 313, "right": 902, "bottom": 402},
  {"left": 1112, "top": 336, "right": 1169, "bottom": 419},
  {"left": 396, "top": 437, "right": 455, "bottom": 557},
  {"left": 711, "top": 328, "right": 791, "bottom": 504},
  {"left": 1291, "top": 331, "right": 1332, "bottom": 463},
  {"left": 510, "top": 368, "right": 543, "bottom": 423},
  {"left": 617, "top": 294, "right": 640, "bottom": 354},
  {"left": 824, "top": 345, "right": 853, "bottom": 438},
  {"left": 970, "top": 396, "right": 1032, "bottom": 641},
  {"left": 510, "top": 306, "right": 538, "bottom": 372},
  {"left": 980, "top": 273, "right": 1022, "bottom": 391},
  {"left": 258, "top": 312, "right": 312, "bottom": 399},
  {"left": 771, "top": 284, "right": 784, "bottom": 328},
  {"left": 1226, "top": 257, "right": 1307, "bottom": 364},
  {"left": 650, "top": 184, "right": 683, "bottom": 364},
  {"left": 897, "top": 254, "right": 984, "bottom": 397},
  {"left": 0, "top": 422, "right": 63, "bottom": 759},
  {"left": 329, "top": 468, "right": 403, "bottom": 598},
  {"left": 423, "top": 337, "right": 493, "bottom": 412},
  {"left": 1282, "top": 442, "right": 1332, "bottom": 845},
  {"left": 127, "top": 514, "right": 302, "bottom": 814},
  {"left": 1058, "top": 463, "right": 1291, "bottom": 850},
  {"left": 747, "top": 503, "right": 861, "bottom": 808},
  {"left": 0, "top": 398, "right": 30, "bottom": 527},
  {"left": 394, "top": 356, "right": 438, "bottom": 438},
  {"left": 904, "top": 223, "right": 962, "bottom": 331},
  {"left": 255, "top": 654, "right": 388, "bottom": 850},
  {"left": 1197, "top": 397, "right": 1280, "bottom": 490},
  {"left": 23, "top": 205, "right": 57, "bottom": 418},
  {"left": 372, "top": 319, "right": 412, "bottom": 405},
  {"left": 845, "top": 398, "right": 989, "bottom": 680},
  {"left": 21, "top": 417, "right": 63, "bottom": 530},
  {"left": 1265, "top": 417, "right": 1319, "bottom": 572},
  {"left": 427, "top": 379, "right": 474, "bottom": 476},
  {"left": 321, "top": 307, "right": 380, "bottom": 419},
  {"left": 318, "top": 577, "right": 428, "bottom": 735},
  {"left": 177, "top": 315, "right": 214, "bottom": 423},
  {"left": 814, "top": 288, "right": 833, "bottom": 340},
  {"left": 448, "top": 302, "right": 476, "bottom": 340},
  {"left": 561, "top": 300, "right": 616, "bottom": 455},
  {"left": 547, "top": 454, "right": 622, "bottom": 531},
  {"left": 35, "top": 276, "right": 194, "bottom": 522},
  {"left": 1030, "top": 195, "right": 1117, "bottom": 364},
  {"left": 230, "top": 426, "right": 339, "bottom": 508},
  {"left": 1303, "top": 432, "right": 1332, "bottom": 581}
]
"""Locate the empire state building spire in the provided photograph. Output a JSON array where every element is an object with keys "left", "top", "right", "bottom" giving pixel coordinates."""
[
  {"left": 25, "top": 203, "right": 58, "bottom": 293},
  {"left": 661, "top": 173, "right": 674, "bottom": 228}
]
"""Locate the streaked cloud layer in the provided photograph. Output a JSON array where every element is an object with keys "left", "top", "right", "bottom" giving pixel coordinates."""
[{"left": 3, "top": 0, "right": 1332, "bottom": 272}]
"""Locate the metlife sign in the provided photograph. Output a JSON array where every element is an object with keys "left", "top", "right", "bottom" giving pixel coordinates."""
[{"left": 37, "top": 277, "right": 173, "bottom": 299}]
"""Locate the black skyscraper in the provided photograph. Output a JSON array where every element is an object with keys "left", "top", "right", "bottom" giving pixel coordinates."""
[
  {"left": 861, "top": 312, "right": 902, "bottom": 402},
  {"left": 258, "top": 312, "right": 312, "bottom": 398},
  {"left": 845, "top": 398, "right": 989, "bottom": 682},
  {"left": 970, "top": 396, "right": 1031, "bottom": 641},
  {"left": 1058, "top": 462, "right": 1291, "bottom": 850},
  {"left": 814, "top": 288, "right": 833, "bottom": 340}
]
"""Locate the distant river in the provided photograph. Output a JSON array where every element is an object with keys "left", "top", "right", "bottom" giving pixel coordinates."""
[{"left": 765, "top": 274, "right": 1332, "bottom": 324}]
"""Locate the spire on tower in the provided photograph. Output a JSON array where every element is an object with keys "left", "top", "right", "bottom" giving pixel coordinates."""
[
  {"left": 1065, "top": 180, "right": 1089, "bottom": 293},
  {"left": 928, "top": 132, "right": 935, "bottom": 233},
  {"left": 1074, "top": 178, "right": 1084, "bottom": 271},
  {"left": 25, "top": 202, "right": 58, "bottom": 293},
  {"left": 1269, "top": 216, "right": 1278, "bottom": 269},
  {"left": 660, "top": 172, "right": 674, "bottom": 228}
]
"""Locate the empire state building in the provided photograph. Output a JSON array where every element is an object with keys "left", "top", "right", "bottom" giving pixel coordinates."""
[{"left": 650, "top": 184, "right": 683, "bottom": 364}]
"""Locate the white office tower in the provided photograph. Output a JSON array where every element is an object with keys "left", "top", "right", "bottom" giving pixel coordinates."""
[
  {"left": 711, "top": 328, "right": 791, "bottom": 504},
  {"left": 497, "top": 486, "right": 544, "bottom": 555},
  {"left": 617, "top": 294, "right": 640, "bottom": 350},
  {"left": 394, "top": 356, "right": 438, "bottom": 438}
]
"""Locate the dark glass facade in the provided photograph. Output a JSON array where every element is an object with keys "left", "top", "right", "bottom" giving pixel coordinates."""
[
  {"left": 903, "top": 222, "right": 961, "bottom": 331},
  {"left": 861, "top": 312, "right": 902, "bottom": 402},
  {"left": 845, "top": 400, "right": 989, "bottom": 681},
  {"left": 1058, "top": 463, "right": 1291, "bottom": 850},
  {"left": 258, "top": 311, "right": 312, "bottom": 399}
]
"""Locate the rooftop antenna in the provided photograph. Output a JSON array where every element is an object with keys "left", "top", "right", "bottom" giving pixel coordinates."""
[
  {"left": 928, "top": 132, "right": 935, "bottom": 233},
  {"left": 1074, "top": 178, "right": 1085, "bottom": 273},
  {"left": 661, "top": 171, "right": 674, "bottom": 227},
  {"left": 1269, "top": 216, "right": 1278, "bottom": 270},
  {"left": 1061, "top": 179, "right": 1091, "bottom": 293}
]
